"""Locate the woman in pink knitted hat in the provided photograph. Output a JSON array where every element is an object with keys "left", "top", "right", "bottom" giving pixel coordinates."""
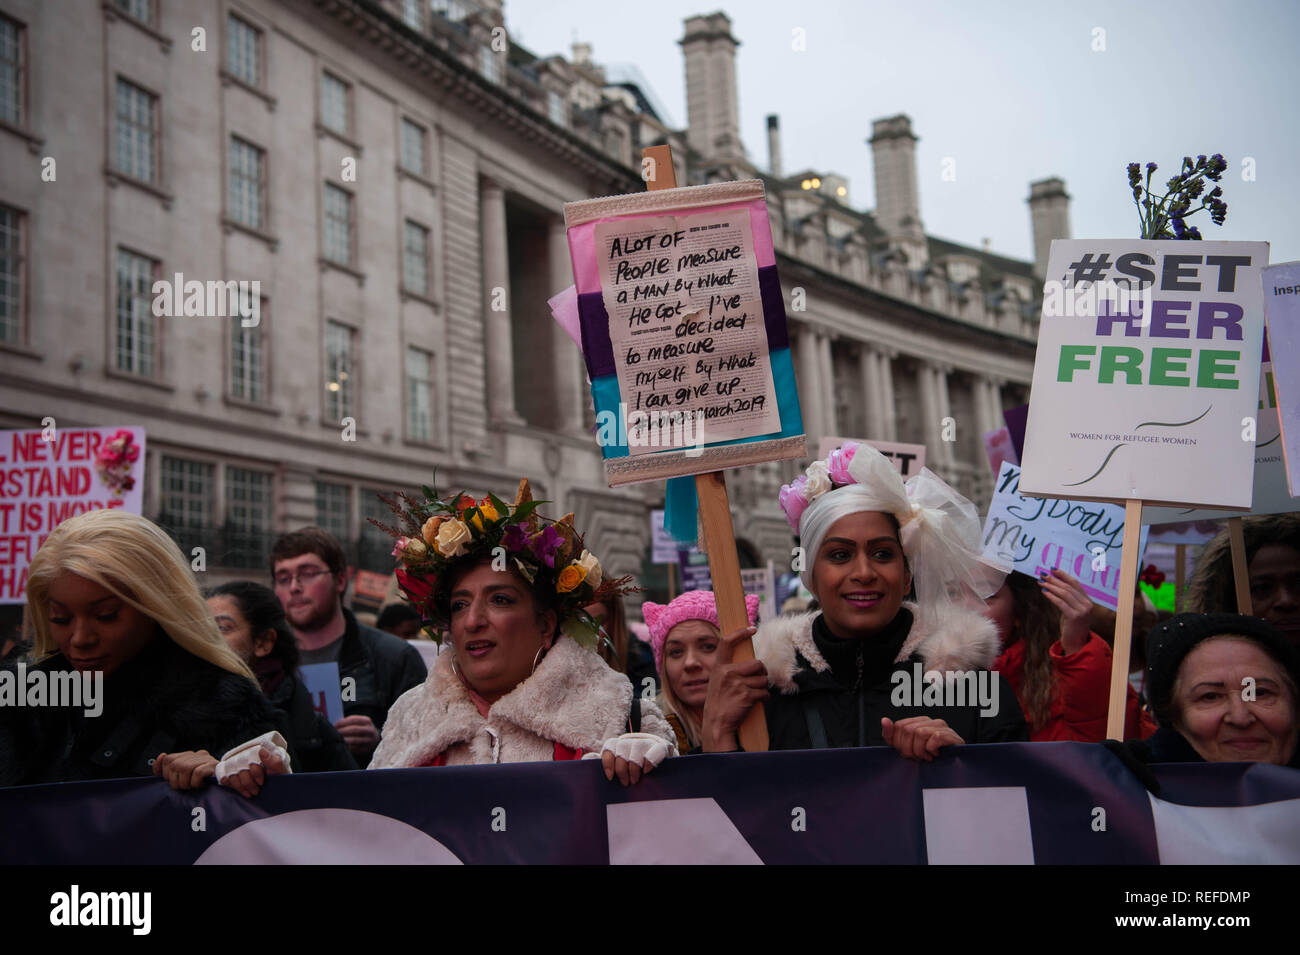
[{"left": 642, "top": 591, "right": 760, "bottom": 752}]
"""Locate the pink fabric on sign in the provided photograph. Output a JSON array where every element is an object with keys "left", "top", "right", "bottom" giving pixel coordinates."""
[
  {"left": 567, "top": 196, "right": 777, "bottom": 297},
  {"left": 547, "top": 284, "right": 583, "bottom": 352}
]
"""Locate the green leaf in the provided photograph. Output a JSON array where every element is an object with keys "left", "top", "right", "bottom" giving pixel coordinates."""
[
  {"left": 511, "top": 499, "right": 545, "bottom": 522},
  {"left": 486, "top": 491, "right": 509, "bottom": 517}
]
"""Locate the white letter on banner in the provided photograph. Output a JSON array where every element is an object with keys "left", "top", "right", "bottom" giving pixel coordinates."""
[
  {"left": 607, "top": 799, "right": 763, "bottom": 864},
  {"left": 922, "top": 787, "right": 1034, "bottom": 864}
]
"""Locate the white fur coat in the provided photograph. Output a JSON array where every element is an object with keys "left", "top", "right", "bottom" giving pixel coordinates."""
[
  {"left": 752, "top": 601, "right": 1000, "bottom": 694},
  {"left": 370, "top": 635, "right": 674, "bottom": 768}
]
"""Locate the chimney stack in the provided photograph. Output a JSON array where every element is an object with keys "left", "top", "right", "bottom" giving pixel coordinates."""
[
  {"left": 868, "top": 115, "right": 923, "bottom": 242},
  {"left": 571, "top": 41, "right": 592, "bottom": 67},
  {"left": 766, "top": 115, "right": 782, "bottom": 178},
  {"left": 1027, "top": 177, "right": 1071, "bottom": 279},
  {"left": 681, "top": 13, "right": 743, "bottom": 166}
]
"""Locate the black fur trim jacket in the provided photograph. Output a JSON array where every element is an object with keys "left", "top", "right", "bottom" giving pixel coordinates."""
[{"left": 0, "top": 636, "right": 280, "bottom": 787}]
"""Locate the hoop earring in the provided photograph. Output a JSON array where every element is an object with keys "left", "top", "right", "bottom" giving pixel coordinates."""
[
  {"left": 451, "top": 652, "right": 462, "bottom": 682},
  {"left": 531, "top": 645, "right": 545, "bottom": 675}
]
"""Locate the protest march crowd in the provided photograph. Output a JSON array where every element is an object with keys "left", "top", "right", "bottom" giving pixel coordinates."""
[{"left": 2, "top": 440, "right": 1297, "bottom": 810}]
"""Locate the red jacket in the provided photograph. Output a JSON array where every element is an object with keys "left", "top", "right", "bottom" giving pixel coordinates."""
[{"left": 994, "top": 633, "right": 1156, "bottom": 742}]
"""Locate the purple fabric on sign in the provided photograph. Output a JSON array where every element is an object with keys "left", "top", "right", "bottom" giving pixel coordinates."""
[
  {"left": 758, "top": 266, "right": 789, "bottom": 350},
  {"left": 577, "top": 291, "right": 616, "bottom": 379},
  {"left": 1003, "top": 403, "right": 1029, "bottom": 462}
]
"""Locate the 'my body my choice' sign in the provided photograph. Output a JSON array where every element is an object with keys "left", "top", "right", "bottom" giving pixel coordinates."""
[{"left": 1020, "top": 240, "right": 1267, "bottom": 508}]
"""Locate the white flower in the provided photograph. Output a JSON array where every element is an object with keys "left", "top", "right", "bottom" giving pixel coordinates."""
[
  {"left": 804, "top": 460, "right": 832, "bottom": 498},
  {"left": 434, "top": 518, "right": 471, "bottom": 557},
  {"left": 576, "top": 549, "right": 602, "bottom": 589}
]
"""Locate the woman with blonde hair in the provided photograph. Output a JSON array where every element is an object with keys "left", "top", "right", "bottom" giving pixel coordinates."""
[
  {"left": 643, "top": 591, "right": 760, "bottom": 752},
  {"left": 0, "top": 509, "right": 283, "bottom": 788}
]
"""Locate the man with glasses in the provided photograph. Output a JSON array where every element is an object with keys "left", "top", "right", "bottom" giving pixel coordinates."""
[{"left": 270, "top": 527, "right": 426, "bottom": 767}]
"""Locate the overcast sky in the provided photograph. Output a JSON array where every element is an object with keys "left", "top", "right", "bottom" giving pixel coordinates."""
[{"left": 506, "top": 0, "right": 1300, "bottom": 265}]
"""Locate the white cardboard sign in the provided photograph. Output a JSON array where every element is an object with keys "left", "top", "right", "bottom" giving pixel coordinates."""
[{"left": 1019, "top": 239, "right": 1268, "bottom": 508}]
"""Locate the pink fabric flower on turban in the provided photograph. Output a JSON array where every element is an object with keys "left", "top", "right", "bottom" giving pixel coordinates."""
[
  {"left": 642, "top": 591, "right": 761, "bottom": 673},
  {"left": 826, "top": 441, "right": 859, "bottom": 486},
  {"left": 778, "top": 473, "right": 810, "bottom": 532}
]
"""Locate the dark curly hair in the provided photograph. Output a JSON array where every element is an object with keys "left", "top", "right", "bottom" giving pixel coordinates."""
[{"left": 1182, "top": 514, "right": 1300, "bottom": 614}]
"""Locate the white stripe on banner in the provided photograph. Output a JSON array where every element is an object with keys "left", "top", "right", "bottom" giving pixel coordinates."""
[
  {"left": 606, "top": 798, "right": 763, "bottom": 865},
  {"left": 1150, "top": 795, "right": 1300, "bottom": 864},
  {"left": 195, "top": 809, "right": 464, "bottom": 865},
  {"left": 922, "top": 787, "right": 1035, "bottom": 865}
]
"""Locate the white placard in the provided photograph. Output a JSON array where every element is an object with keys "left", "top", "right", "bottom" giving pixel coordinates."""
[
  {"left": 0, "top": 426, "right": 146, "bottom": 603},
  {"left": 982, "top": 462, "right": 1149, "bottom": 610},
  {"left": 1020, "top": 240, "right": 1268, "bottom": 508},
  {"left": 650, "top": 509, "right": 677, "bottom": 564},
  {"left": 594, "top": 208, "right": 780, "bottom": 450},
  {"left": 739, "top": 561, "right": 777, "bottom": 624},
  {"left": 299, "top": 662, "right": 344, "bottom": 725},
  {"left": 817, "top": 437, "right": 927, "bottom": 478},
  {"left": 1262, "top": 261, "right": 1300, "bottom": 497}
]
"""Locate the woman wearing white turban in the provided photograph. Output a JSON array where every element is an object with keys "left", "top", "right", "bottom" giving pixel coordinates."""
[{"left": 702, "top": 442, "right": 1028, "bottom": 756}]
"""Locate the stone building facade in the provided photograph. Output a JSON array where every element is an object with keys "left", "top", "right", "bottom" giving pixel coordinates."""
[{"left": 0, "top": 1, "right": 1068, "bottom": 603}]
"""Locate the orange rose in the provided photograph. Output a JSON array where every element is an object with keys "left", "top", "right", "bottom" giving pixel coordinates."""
[{"left": 556, "top": 563, "right": 586, "bottom": 593}]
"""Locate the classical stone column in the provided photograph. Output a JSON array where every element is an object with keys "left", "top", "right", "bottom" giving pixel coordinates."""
[
  {"left": 549, "top": 217, "right": 584, "bottom": 433},
  {"left": 859, "top": 345, "right": 884, "bottom": 439},
  {"left": 796, "top": 325, "right": 823, "bottom": 439},
  {"left": 986, "top": 377, "right": 1006, "bottom": 435},
  {"left": 917, "top": 361, "right": 939, "bottom": 464},
  {"left": 481, "top": 179, "right": 523, "bottom": 425},
  {"left": 817, "top": 332, "right": 838, "bottom": 437},
  {"left": 879, "top": 350, "right": 898, "bottom": 441},
  {"left": 934, "top": 363, "right": 954, "bottom": 469}
]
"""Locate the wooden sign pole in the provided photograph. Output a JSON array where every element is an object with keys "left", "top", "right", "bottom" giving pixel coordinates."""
[
  {"left": 1227, "top": 516, "right": 1253, "bottom": 614},
  {"left": 1105, "top": 499, "right": 1145, "bottom": 740},
  {"left": 642, "top": 145, "right": 769, "bottom": 751}
]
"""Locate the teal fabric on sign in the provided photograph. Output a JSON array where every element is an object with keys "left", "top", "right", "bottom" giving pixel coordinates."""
[{"left": 588, "top": 348, "right": 804, "bottom": 545}]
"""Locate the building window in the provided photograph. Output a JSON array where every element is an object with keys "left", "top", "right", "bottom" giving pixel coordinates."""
[
  {"left": 114, "top": 0, "right": 156, "bottom": 27},
  {"left": 226, "top": 14, "right": 262, "bottom": 88},
  {"left": 431, "top": 0, "right": 469, "bottom": 23},
  {"left": 315, "top": 481, "right": 351, "bottom": 544},
  {"left": 322, "top": 183, "right": 353, "bottom": 266},
  {"left": 228, "top": 137, "right": 266, "bottom": 230},
  {"left": 114, "top": 78, "right": 159, "bottom": 184},
  {"left": 400, "top": 0, "right": 424, "bottom": 31},
  {"left": 0, "top": 204, "right": 24, "bottom": 344},
  {"left": 224, "top": 467, "right": 273, "bottom": 569},
  {"left": 115, "top": 248, "right": 157, "bottom": 376},
  {"left": 406, "top": 347, "right": 433, "bottom": 442},
  {"left": 547, "top": 90, "right": 568, "bottom": 128},
  {"left": 230, "top": 301, "right": 266, "bottom": 402},
  {"left": 325, "top": 321, "right": 355, "bottom": 421},
  {"left": 400, "top": 118, "right": 425, "bottom": 176},
  {"left": 359, "top": 489, "right": 396, "bottom": 571},
  {"left": 159, "top": 456, "right": 213, "bottom": 536},
  {"left": 403, "top": 220, "right": 430, "bottom": 296},
  {"left": 320, "top": 71, "right": 349, "bottom": 135},
  {"left": 479, "top": 46, "right": 502, "bottom": 85},
  {"left": 0, "top": 14, "right": 23, "bottom": 127}
]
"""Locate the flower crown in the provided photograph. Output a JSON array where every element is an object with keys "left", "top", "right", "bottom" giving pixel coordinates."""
[
  {"left": 778, "top": 441, "right": 871, "bottom": 532},
  {"left": 371, "top": 477, "right": 637, "bottom": 648}
]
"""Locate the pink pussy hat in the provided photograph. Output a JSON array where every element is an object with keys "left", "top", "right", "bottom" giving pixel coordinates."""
[{"left": 642, "top": 590, "right": 761, "bottom": 673}]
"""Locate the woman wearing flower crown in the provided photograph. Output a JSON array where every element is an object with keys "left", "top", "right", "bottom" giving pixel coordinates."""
[
  {"left": 701, "top": 442, "right": 1029, "bottom": 756},
  {"left": 213, "top": 479, "right": 677, "bottom": 793}
]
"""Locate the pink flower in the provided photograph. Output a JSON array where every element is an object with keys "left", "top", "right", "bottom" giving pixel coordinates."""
[
  {"left": 392, "top": 536, "right": 412, "bottom": 559},
  {"left": 827, "top": 441, "right": 859, "bottom": 485},
  {"left": 778, "top": 474, "right": 810, "bottom": 532}
]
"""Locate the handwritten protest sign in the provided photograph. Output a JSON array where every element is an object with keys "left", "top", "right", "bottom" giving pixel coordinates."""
[
  {"left": 565, "top": 179, "right": 805, "bottom": 486},
  {"left": 1019, "top": 240, "right": 1268, "bottom": 508},
  {"left": 982, "top": 462, "right": 1149, "bottom": 610},
  {"left": 983, "top": 427, "right": 1019, "bottom": 475},
  {"left": 0, "top": 427, "right": 146, "bottom": 603},
  {"left": 299, "top": 662, "right": 344, "bottom": 725},
  {"left": 817, "top": 437, "right": 926, "bottom": 478},
  {"left": 1262, "top": 261, "right": 1300, "bottom": 497}
]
